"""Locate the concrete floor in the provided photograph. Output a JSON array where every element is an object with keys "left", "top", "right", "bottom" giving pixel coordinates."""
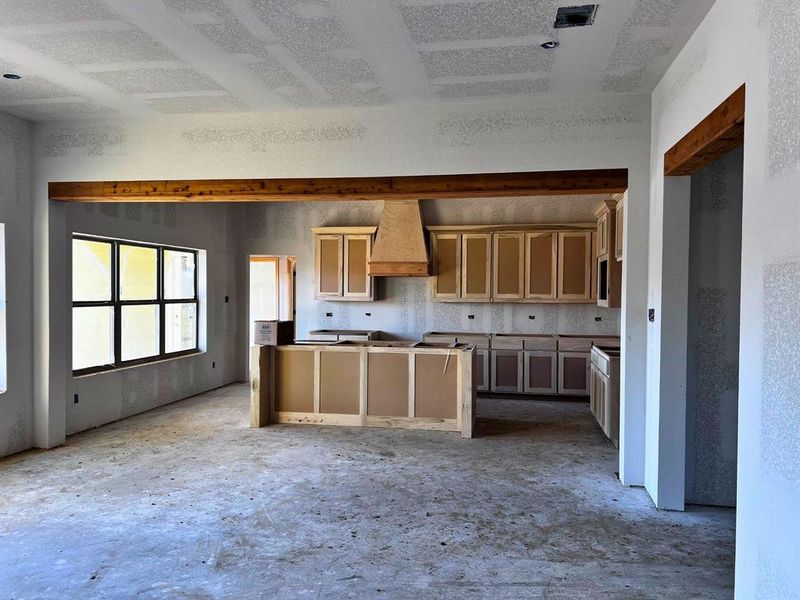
[{"left": 0, "top": 384, "right": 735, "bottom": 599}]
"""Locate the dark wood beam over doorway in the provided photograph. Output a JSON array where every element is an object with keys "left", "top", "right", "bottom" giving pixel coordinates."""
[{"left": 664, "top": 85, "right": 745, "bottom": 176}]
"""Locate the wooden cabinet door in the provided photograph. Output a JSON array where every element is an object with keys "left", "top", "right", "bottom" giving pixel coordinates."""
[
  {"left": 615, "top": 198, "right": 624, "bottom": 262},
  {"left": 476, "top": 348, "right": 490, "bottom": 392},
  {"left": 431, "top": 233, "right": 461, "bottom": 300},
  {"left": 523, "top": 351, "right": 557, "bottom": 394},
  {"left": 525, "top": 232, "right": 557, "bottom": 299},
  {"left": 343, "top": 234, "right": 373, "bottom": 300},
  {"left": 461, "top": 234, "right": 492, "bottom": 301},
  {"left": 315, "top": 234, "right": 343, "bottom": 298},
  {"left": 492, "top": 233, "right": 524, "bottom": 300},
  {"left": 491, "top": 350, "right": 522, "bottom": 393},
  {"left": 597, "top": 211, "right": 610, "bottom": 257},
  {"left": 557, "top": 232, "right": 592, "bottom": 300},
  {"left": 558, "top": 351, "right": 590, "bottom": 395}
]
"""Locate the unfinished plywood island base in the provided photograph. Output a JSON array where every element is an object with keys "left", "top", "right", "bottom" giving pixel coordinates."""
[{"left": 250, "top": 341, "right": 477, "bottom": 438}]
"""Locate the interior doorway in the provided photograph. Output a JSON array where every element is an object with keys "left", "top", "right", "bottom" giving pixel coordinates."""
[
  {"left": 657, "top": 84, "right": 745, "bottom": 511},
  {"left": 247, "top": 255, "right": 295, "bottom": 353}
]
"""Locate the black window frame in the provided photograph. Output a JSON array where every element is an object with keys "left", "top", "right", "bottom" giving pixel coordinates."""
[{"left": 72, "top": 235, "right": 200, "bottom": 376}]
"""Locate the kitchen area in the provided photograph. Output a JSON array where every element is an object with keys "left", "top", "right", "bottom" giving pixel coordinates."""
[{"left": 248, "top": 193, "right": 625, "bottom": 449}]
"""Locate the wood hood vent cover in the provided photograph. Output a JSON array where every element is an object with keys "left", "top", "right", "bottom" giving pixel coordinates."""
[{"left": 368, "top": 200, "right": 429, "bottom": 277}]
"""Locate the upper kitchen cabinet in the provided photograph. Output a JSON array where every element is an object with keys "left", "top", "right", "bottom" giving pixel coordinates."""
[
  {"left": 557, "top": 232, "right": 593, "bottom": 301},
  {"left": 461, "top": 233, "right": 492, "bottom": 301},
  {"left": 525, "top": 232, "right": 558, "bottom": 300},
  {"left": 431, "top": 232, "right": 461, "bottom": 299},
  {"left": 493, "top": 233, "right": 524, "bottom": 300},
  {"left": 615, "top": 195, "right": 625, "bottom": 262},
  {"left": 313, "top": 227, "right": 377, "bottom": 301},
  {"left": 594, "top": 200, "right": 622, "bottom": 308}
]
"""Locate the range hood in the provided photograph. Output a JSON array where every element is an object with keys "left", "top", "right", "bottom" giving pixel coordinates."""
[{"left": 368, "top": 199, "right": 430, "bottom": 277}]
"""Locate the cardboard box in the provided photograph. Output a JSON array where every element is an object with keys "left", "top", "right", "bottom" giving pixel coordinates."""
[{"left": 253, "top": 320, "right": 295, "bottom": 346}]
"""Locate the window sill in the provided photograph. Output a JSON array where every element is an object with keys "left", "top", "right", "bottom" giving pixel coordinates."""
[{"left": 73, "top": 351, "right": 206, "bottom": 380}]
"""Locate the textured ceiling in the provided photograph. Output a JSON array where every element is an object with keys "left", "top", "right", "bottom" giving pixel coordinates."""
[{"left": 0, "top": 0, "right": 715, "bottom": 121}]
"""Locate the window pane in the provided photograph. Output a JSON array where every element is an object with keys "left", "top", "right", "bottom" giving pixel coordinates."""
[
  {"left": 165, "top": 303, "right": 197, "bottom": 353},
  {"left": 73, "top": 239, "right": 112, "bottom": 301},
  {"left": 120, "top": 245, "right": 157, "bottom": 300},
  {"left": 73, "top": 306, "right": 114, "bottom": 370},
  {"left": 121, "top": 305, "right": 159, "bottom": 361},
  {"left": 164, "top": 250, "right": 196, "bottom": 299}
]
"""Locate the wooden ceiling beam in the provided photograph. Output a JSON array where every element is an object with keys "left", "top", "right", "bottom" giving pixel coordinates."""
[
  {"left": 664, "top": 85, "right": 745, "bottom": 177},
  {"left": 49, "top": 169, "right": 628, "bottom": 203}
]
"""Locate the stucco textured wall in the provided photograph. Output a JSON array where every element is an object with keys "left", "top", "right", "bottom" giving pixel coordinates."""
[
  {"left": 649, "top": 0, "right": 800, "bottom": 595},
  {"left": 0, "top": 112, "right": 34, "bottom": 458}
]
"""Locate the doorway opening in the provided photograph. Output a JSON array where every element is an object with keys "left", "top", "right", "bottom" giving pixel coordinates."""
[
  {"left": 658, "top": 84, "right": 745, "bottom": 512},
  {"left": 248, "top": 255, "right": 295, "bottom": 352}
]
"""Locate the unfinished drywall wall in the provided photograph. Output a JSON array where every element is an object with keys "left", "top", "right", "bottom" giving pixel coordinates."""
[
  {"left": 32, "top": 91, "right": 651, "bottom": 488},
  {"left": 0, "top": 111, "right": 34, "bottom": 458},
  {"left": 649, "top": 0, "right": 800, "bottom": 595},
  {"left": 685, "top": 146, "right": 743, "bottom": 508},
  {"left": 50, "top": 202, "right": 241, "bottom": 435},
  {"left": 238, "top": 196, "right": 621, "bottom": 344}
]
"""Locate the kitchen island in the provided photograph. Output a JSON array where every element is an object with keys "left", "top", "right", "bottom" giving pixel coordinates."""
[{"left": 250, "top": 341, "right": 476, "bottom": 438}]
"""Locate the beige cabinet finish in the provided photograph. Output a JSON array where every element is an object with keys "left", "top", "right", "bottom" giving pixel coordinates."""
[
  {"left": 525, "top": 232, "right": 558, "bottom": 300},
  {"left": 615, "top": 196, "right": 625, "bottom": 262},
  {"left": 313, "top": 227, "right": 376, "bottom": 301},
  {"left": 431, "top": 233, "right": 462, "bottom": 299},
  {"left": 491, "top": 350, "right": 523, "bottom": 393},
  {"left": 558, "top": 351, "right": 590, "bottom": 395},
  {"left": 343, "top": 234, "right": 372, "bottom": 299},
  {"left": 597, "top": 211, "right": 610, "bottom": 257},
  {"left": 523, "top": 350, "right": 557, "bottom": 394},
  {"left": 590, "top": 347, "right": 620, "bottom": 446},
  {"left": 315, "top": 234, "right": 343, "bottom": 298},
  {"left": 557, "top": 232, "right": 592, "bottom": 301},
  {"left": 461, "top": 234, "right": 492, "bottom": 301},
  {"left": 493, "top": 233, "right": 524, "bottom": 300}
]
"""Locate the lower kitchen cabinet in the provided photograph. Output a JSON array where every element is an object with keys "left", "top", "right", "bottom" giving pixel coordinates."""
[
  {"left": 558, "top": 351, "right": 590, "bottom": 395},
  {"left": 475, "top": 348, "right": 490, "bottom": 392},
  {"left": 523, "top": 351, "right": 557, "bottom": 394},
  {"left": 491, "top": 350, "right": 523, "bottom": 393}
]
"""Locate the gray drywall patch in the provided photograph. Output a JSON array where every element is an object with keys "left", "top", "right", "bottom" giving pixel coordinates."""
[
  {"left": 399, "top": 0, "right": 554, "bottom": 44},
  {"left": 762, "top": 261, "right": 800, "bottom": 489},
  {"left": 181, "top": 124, "right": 365, "bottom": 153},
  {"left": 436, "top": 78, "right": 549, "bottom": 100},
  {"left": 40, "top": 128, "right": 126, "bottom": 158},
  {"left": 435, "top": 102, "right": 642, "bottom": 147},
  {"left": 421, "top": 46, "right": 554, "bottom": 80},
  {"left": 124, "top": 204, "right": 143, "bottom": 222},
  {"left": 0, "top": 127, "right": 23, "bottom": 204},
  {"left": 164, "top": 205, "right": 178, "bottom": 227},
  {"left": 100, "top": 204, "right": 119, "bottom": 218},
  {"left": 148, "top": 95, "right": 248, "bottom": 114},
  {"left": 760, "top": 0, "right": 800, "bottom": 176},
  {"left": 17, "top": 30, "right": 176, "bottom": 66},
  {"left": 92, "top": 68, "right": 222, "bottom": 95}
]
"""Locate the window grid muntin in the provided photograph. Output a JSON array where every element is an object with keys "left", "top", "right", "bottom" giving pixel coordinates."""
[{"left": 73, "top": 235, "right": 199, "bottom": 376}]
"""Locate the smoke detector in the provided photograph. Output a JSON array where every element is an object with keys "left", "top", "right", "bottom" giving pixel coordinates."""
[{"left": 554, "top": 5, "right": 599, "bottom": 28}]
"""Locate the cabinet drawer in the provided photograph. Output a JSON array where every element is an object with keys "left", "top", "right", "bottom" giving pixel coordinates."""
[
  {"left": 491, "top": 336, "right": 524, "bottom": 350},
  {"left": 458, "top": 334, "right": 490, "bottom": 349},
  {"left": 558, "top": 337, "right": 592, "bottom": 352},
  {"left": 423, "top": 334, "right": 457, "bottom": 344},
  {"left": 523, "top": 337, "right": 557, "bottom": 351}
]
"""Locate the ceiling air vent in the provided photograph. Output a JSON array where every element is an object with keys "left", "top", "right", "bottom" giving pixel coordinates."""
[{"left": 554, "top": 5, "right": 599, "bottom": 28}]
